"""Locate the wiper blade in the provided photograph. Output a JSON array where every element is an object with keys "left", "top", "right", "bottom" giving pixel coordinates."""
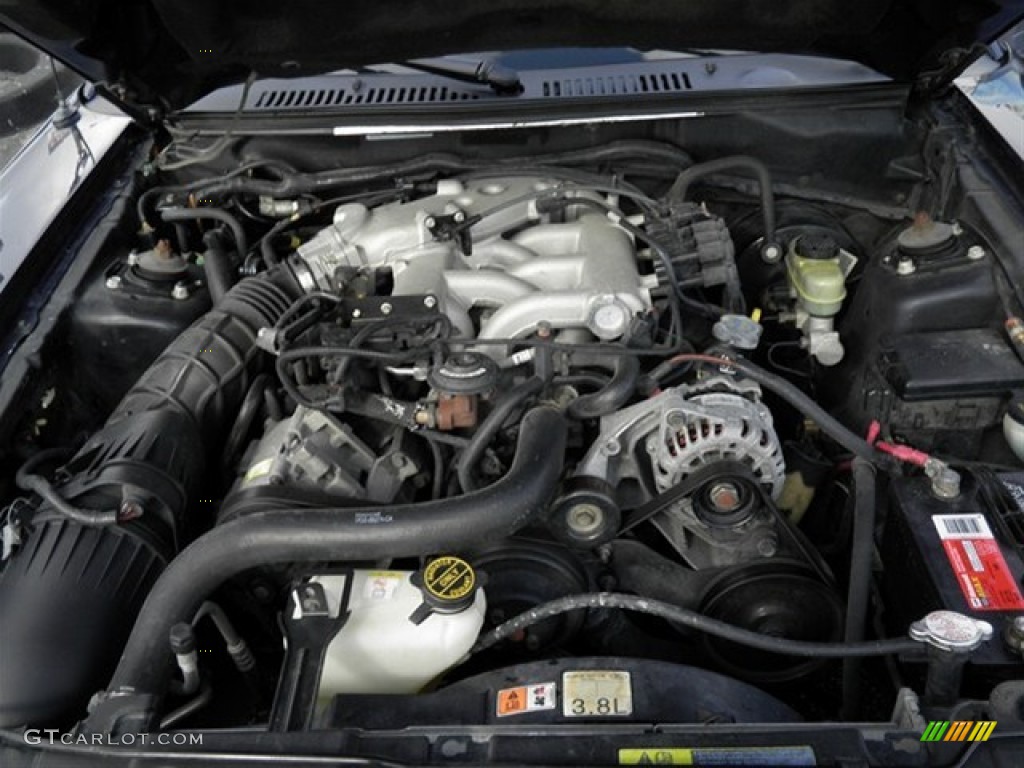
[{"left": 400, "top": 57, "right": 523, "bottom": 95}]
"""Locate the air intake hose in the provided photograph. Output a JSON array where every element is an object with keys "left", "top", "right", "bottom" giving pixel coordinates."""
[
  {"left": 85, "top": 405, "right": 567, "bottom": 734},
  {"left": 0, "top": 266, "right": 300, "bottom": 728}
]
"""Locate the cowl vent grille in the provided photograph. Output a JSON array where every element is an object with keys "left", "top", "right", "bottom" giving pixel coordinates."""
[
  {"left": 541, "top": 71, "right": 691, "bottom": 97},
  {"left": 232, "top": 62, "right": 696, "bottom": 113},
  {"left": 184, "top": 55, "right": 890, "bottom": 115},
  {"left": 252, "top": 84, "right": 482, "bottom": 109}
]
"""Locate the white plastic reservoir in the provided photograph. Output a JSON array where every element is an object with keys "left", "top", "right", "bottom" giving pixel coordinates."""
[{"left": 311, "top": 567, "right": 486, "bottom": 701}]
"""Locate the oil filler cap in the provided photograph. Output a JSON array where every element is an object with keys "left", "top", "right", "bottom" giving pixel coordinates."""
[{"left": 409, "top": 556, "right": 479, "bottom": 624}]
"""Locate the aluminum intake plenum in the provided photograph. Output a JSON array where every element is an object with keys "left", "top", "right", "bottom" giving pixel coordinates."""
[{"left": 293, "top": 177, "right": 653, "bottom": 349}]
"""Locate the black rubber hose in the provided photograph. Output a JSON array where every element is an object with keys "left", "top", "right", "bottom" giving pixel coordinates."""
[
  {"left": 841, "top": 459, "right": 878, "bottom": 720},
  {"left": 221, "top": 373, "right": 271, "bottom": 473},
  {"left": 200, "top": 230, "right": 235, "bottom": 304},
  {"left": 95, "top": 406, "right": 566, "bottom": 724},
  {"left": 552, "top": 372, "right": 611, "bottom": 390},
  {"left": 473, "top": 592, "right": 921, "bottom": 658},
  {"left": 666, "top": 156, "right": 777, "bottom": 247},
  {"left": 609, "top": 540, "right": 710, "bottom": 610},
  {"left": 661, "top": 354, "right": 881, "bottom": 463},
  {"left": 567, "top": 356, "right": 640, "bottom": 420},
  {"left": 160, "top": 207, "right": 248, "bottom": 258},
  {"left": 457, "top": 377, "right": 545, "bottom": 492},
  {"left": 136, "top": 160, "right": 297, "bottom": 230}
]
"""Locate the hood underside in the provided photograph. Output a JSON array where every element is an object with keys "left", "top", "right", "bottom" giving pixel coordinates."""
[{"left": 1, "top": 0, "right": 1023, "bottom": 112}]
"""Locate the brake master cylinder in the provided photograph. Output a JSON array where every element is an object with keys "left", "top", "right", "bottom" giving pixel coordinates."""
[{"left": 784, "top": 234, "right": 856, "bottom": 366}]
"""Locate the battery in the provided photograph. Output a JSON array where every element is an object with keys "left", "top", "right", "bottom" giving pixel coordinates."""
[{"left": 881, "top": 472, "right": 1024, "bottom": 683}]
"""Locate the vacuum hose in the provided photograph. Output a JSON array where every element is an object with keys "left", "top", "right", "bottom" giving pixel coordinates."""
[
  {"left": 566, "top": 356, "right": 640, "bottom": 420},
  {"left": 85, "top": 405, "right": 567, "bottom": 734}
]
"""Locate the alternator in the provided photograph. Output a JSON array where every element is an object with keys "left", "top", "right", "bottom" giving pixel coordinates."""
[{"left": 576, "top": 375, "right": 785, "bottom": 499}]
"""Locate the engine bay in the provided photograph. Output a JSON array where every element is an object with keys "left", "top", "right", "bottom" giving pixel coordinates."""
[{"left": 3, "top": 95, "right": 1024, "bottom": 762}]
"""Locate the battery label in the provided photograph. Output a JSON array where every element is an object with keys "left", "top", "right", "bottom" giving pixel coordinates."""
[{"left": 933, "top": 514, "right": 1024, "bottom": 611}]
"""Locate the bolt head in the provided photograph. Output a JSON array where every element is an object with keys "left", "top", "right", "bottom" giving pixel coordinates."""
[
  {"left": 453, "top": 210, "right": 466, "bottom": 223},
  {"left": 424, "top": 216, "right": 436, "bottom": 229},
  {"left": 105, "top": 275, "right": 122, "bottom": 290},
  {"left": 708, "top": 482, "right": 741, "bottom": 512},
  {"left": 352, "top": 308, "right": 362, "bottom": 318},
  {"left": 897, "top": 258, "right": 916, "bottom": 275},
  {"left": 380, "top": 302, "right": 393, "bottom": 315},
  {"left": 601, "top": 439, "right": 621, "bottom": 457},
  {"left": 567, "top": 503, "right": 603, "bottom": 535},
  {"left": 756, "top": 535, "right": 779, "bottom": 558},
  {"left": 925, "top": 461, "right": 962, "bottom": 500},
  {"left": 171, "top": 282, "right": 190, "bottom": 300},
  {"left": 967, "top": 245, "right": 986, "bottom": 261},
  {"left": 423, "top": 295, "right": 438, "bottom": 309},
  {"left": 761, "top": 243, "right": 782, "bottom": 263}
]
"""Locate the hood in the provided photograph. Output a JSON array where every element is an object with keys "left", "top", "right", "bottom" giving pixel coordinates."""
[{"left": 2, "top": 0, "right": 1023, "bottom": 112}]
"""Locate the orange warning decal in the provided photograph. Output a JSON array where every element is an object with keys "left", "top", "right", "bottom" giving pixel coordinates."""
[
  {"left": 496, "top": 682, "right": 556, "bottom": 717},
  {"left": 497, "top": 687, "right": 527, "bottom": 716}
]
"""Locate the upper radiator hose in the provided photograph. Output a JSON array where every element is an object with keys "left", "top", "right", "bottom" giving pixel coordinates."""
[
  {"left": 0, "top": 267, "right": 299, "bottom": 728},
  {"left": 85, "top": 405, "right": 567, "bottom": 734}
]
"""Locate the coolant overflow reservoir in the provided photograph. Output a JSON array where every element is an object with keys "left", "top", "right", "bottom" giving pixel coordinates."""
[{"left": 313, "top": 561, "right": 485, "bottom": 701}]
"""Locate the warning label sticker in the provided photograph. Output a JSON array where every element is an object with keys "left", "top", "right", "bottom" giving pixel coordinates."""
[
  {"left": 933, "top": 514, "right": 1024, "bottom": 611},
  {"left": 363, "top": 571, "right": 403, "bottom": 601},
  {"left": 496, "top": 682, "right": 557, "bottom": 717},
  {"left": 618, "top": 745, "right": 816, "bottom": 766}
]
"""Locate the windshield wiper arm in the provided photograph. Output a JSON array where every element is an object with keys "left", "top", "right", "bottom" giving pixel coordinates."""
[{"left": 401, "top": 57, "right": 523, "bottom": 95}]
